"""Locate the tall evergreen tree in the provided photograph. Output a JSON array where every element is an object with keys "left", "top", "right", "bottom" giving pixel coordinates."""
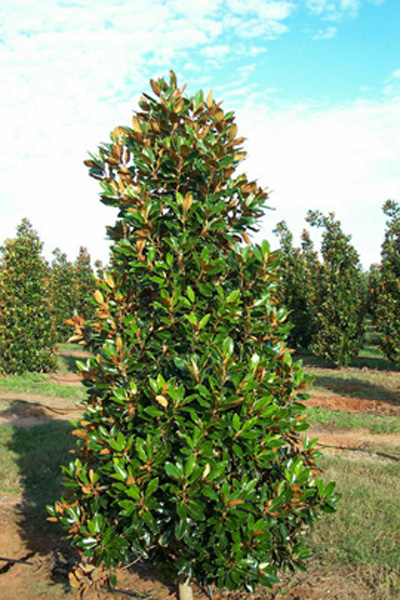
[
  {"left": 0, "top": 219, "right": 57, "bottom": 373},
  {"left": 75, "top": 246, "right": 96, "bottom": 321},
  {"left": 50, "top": 248, "right": 78, "bottom": 342},
  {"left": 306, "top": 211, "right": 364, "bottom": 366},
  {"left": 375, "top": 200, "right": 400, "bottom": 362},
  {"left": 49, "top": 74, "right": 339, "bottom": 598},
  {"left": 274, "top": 221, "right": 319, "bottom": 351}
]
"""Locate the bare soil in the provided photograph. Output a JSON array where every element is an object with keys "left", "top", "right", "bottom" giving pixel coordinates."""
[
  {"left": 0, "top": 369, "right": 399, "bottom": 599},
  {"left": 307, "top": 390, "right": 400, "bottom": 415}
]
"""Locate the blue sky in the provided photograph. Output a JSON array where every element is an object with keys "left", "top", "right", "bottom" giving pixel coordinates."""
[{"left": 0, "top": 0, "right": 399, "bottom": 268}]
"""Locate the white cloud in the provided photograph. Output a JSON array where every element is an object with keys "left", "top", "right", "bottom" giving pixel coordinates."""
[
  {"left": 312, "top": 25, "right": 338, "bottom": 39},
  {"left": 383, "top": 68, "right": 400, "bottom": 98},
  {"left": 0, "top": 0, "right": 394, "bottom": 272},
  {"left": 237, "top": 97, "right": 400, "bottom": 268},
  {"left": 305, "top": 0, "right": 361, "bottom": 20},
  {"left": 0, "top": 0, "right": 294, "bottom": 263}
]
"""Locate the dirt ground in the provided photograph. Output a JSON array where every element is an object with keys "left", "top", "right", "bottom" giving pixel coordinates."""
[{"left": 0, "top": 367, "right": 399, "bottom": 599}]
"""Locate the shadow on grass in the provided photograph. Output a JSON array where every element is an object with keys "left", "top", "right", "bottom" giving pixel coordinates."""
[
  {"left": 311, "top": 374, "right": 400, "bottom": 406},
  {"left": 296, "top": 351, "right": 399, "bottom": 373},
  {"left": 8, "top": 418, "right": 75, "bottom": 555}
]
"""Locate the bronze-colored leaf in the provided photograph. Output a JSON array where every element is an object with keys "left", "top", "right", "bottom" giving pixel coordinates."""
[
  {"left": 214, "top": 109, "right": 224, "bottom": 122},
  {"left": 170, "top": 70, "right": 177, "bottom": 87},
  {"left": 112, "top": 126, "right": 125, "bottom": 142},
  {"left": 94, "top": 290, "right": 104, "bottom": 304},
  {"left": 229, "top": 124, "right": 238, "bottom": 139},
  {"left": 132, "top": 117, "right": 142, "bottom": 134},
  {"left": 150, "top": 79, "right": 161, "bottom": 96},
  {"left": 83, "top": 159, "right": 100, "bottom": 169},
  {"left": 227, "top": 499, "right": 244, "bottom": 506},
  {"left": 136, "top": 239, "right": 146, "bottom": 254},
  {"left": 206, "top": 90, "right": 213, "bottom": 106},
  {"left": 182, "top": 193, "right": 193, "bottom": 212},
  {"left": 105, "top": 273, "right": 115, "bottom": 288}
]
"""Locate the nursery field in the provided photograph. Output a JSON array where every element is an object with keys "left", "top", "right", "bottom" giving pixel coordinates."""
[{"left": 0, "top": 345, "right": 399, "bottom": 599}]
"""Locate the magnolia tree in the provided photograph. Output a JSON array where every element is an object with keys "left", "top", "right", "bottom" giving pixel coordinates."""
[
  {"left": 0, "top": 219, "right": 57, "bottom": 373},
  {"left": 375, "top": 200, "right": 400, "bottom": 363},
  {"left": 51, "top": 248, "right": 78, "bottom": 342},
  {"left": 49, "top": 73, "right": 339, "bottom": 598},
  {"left": 75, "top": 247, "right": 97, "bottom": 321},
  {"left": 306, "top": 211, "right": 365, "bottom": 366},
  {"left": 274, "top": 221, "right": 320, "bottom": 351}
]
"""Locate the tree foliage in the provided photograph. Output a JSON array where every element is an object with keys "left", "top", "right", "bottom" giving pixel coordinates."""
[
  {"left": 49, "top": 73, "right": 339, "bottom": 596},
  {"left": 374, "top": 200, "right": 400, "bottom": 362},
  {"left": 275, "top": 222, "right": 320, "bottom": 351},
  {"left": 50, "top": 248, "right": 78, "bottom": 342},
  {"left": 75, "top": 247, "right": 96, "bottom": 321},
  {"left": 306, "top": 211, "right": 364, "bottom": 366},
  {"left": 0, "top": 219, "right": 57, "bottom": 373}
]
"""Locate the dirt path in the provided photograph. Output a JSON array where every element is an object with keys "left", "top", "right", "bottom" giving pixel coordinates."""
[
  {"left": 307, "top": 390, "right": 400, "bottom": 415},
  {"left": 0, "top": 392, "right": 81, "bottom": 427}
]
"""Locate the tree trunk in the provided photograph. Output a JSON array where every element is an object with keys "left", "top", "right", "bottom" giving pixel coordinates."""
[{"left": 178, "top": 578, "right": 193, "bottom": 600}]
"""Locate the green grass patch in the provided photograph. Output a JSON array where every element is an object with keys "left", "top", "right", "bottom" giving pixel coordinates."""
[
  {"left": 0, "top": 422, "right": 75, "bottom": 496},
  {"left": 0, "top": 372, "right": 84, "bottom": 400},
  {"left": 57, "top": 342, "right": 90, "bottom": 373},
  {"left": 306, "top": 406, "right": 400, "bottom": 434},
  {"left": 309, "top": 454, "right": 400, "bottom": 597}
]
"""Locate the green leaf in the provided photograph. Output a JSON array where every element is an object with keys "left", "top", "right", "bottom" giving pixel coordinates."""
[
  {"left": 198, "top": 314, "right": 211, "bottom": 330},
  {"left": 165, "top": 462, "right": 182, "bottom": 480},
  {"left": 226, "top": 290, "right": 240, "bottom": 303}
]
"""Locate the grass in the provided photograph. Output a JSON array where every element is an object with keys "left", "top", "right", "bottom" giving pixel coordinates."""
[
  {"left": 57, "top": 342, "right": 90, "bottom": 373},
  {"left": 0, "top": 371, "right": 84, "bottom": 400},
  {"left": 306, "top": 406, "right": 400, "bottom": 434},
  {"left": 305, "top": 365, "right": 400, "bottom": 404},
  {"left": 0, "top": 421, "right": 76, "bottom": 556},
  {"left": 0, "top": 421, "right": 74, "bottom": 496},
  {"left": 308, "top": 454, "right": 400, "bottom": 598}
]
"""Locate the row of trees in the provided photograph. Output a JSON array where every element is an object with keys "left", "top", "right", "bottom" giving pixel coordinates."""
[
  {"left": 0, "top": 218, "right": 102, "bottom": 374},
  {"left": 275, "top": 201, "right": 400, "bottom": 366},
  {"left": 1, "top": 200, "right": 399, "bottom": 375}
]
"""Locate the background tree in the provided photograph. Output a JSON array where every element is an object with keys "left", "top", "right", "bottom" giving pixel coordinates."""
[
  {"left": 306, "top": 211, "right": 365, "bottom": 366},
  {"left": 0, "top": 219, "right": 57, "bottom": 373},
  {"left": 274, "top": 221, "right": 320, "bottom": 351},
  {"left": 50, "top": 248, "right": 78, "bottom": 342},
  {"left": 374, "top": 200, "right": 400, "bottom": 362},
  {"left": 75, "top": 246, "right": 96, "bottom": 321},
  {"left": 94, "top": 259, "right": 105, "bottom": 279},
  {"left": 365, "top": 263, "right": 380, "bottom": 321},
  {"left": 49, "top": 73, "right": 339, "bottom": 598}
]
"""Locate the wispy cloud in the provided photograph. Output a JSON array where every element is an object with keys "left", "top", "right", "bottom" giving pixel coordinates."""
[
  {"left": 305, "top": 0, "right": 361, "bottom": 20},
  {"left": 383, "top": 68, "right": 400, "bottom": 98},
  {"left": 239, "top": 96, "right": 400, "bottom": 267},
  {"left": 312, "top": 26, "right": 338, "bottom": 39},
  {"left": 0, "top": 0, "right": 294, "bottom": 262},
  {"left": 0, "top": 0, "right": 393, "bottom": 269}
]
